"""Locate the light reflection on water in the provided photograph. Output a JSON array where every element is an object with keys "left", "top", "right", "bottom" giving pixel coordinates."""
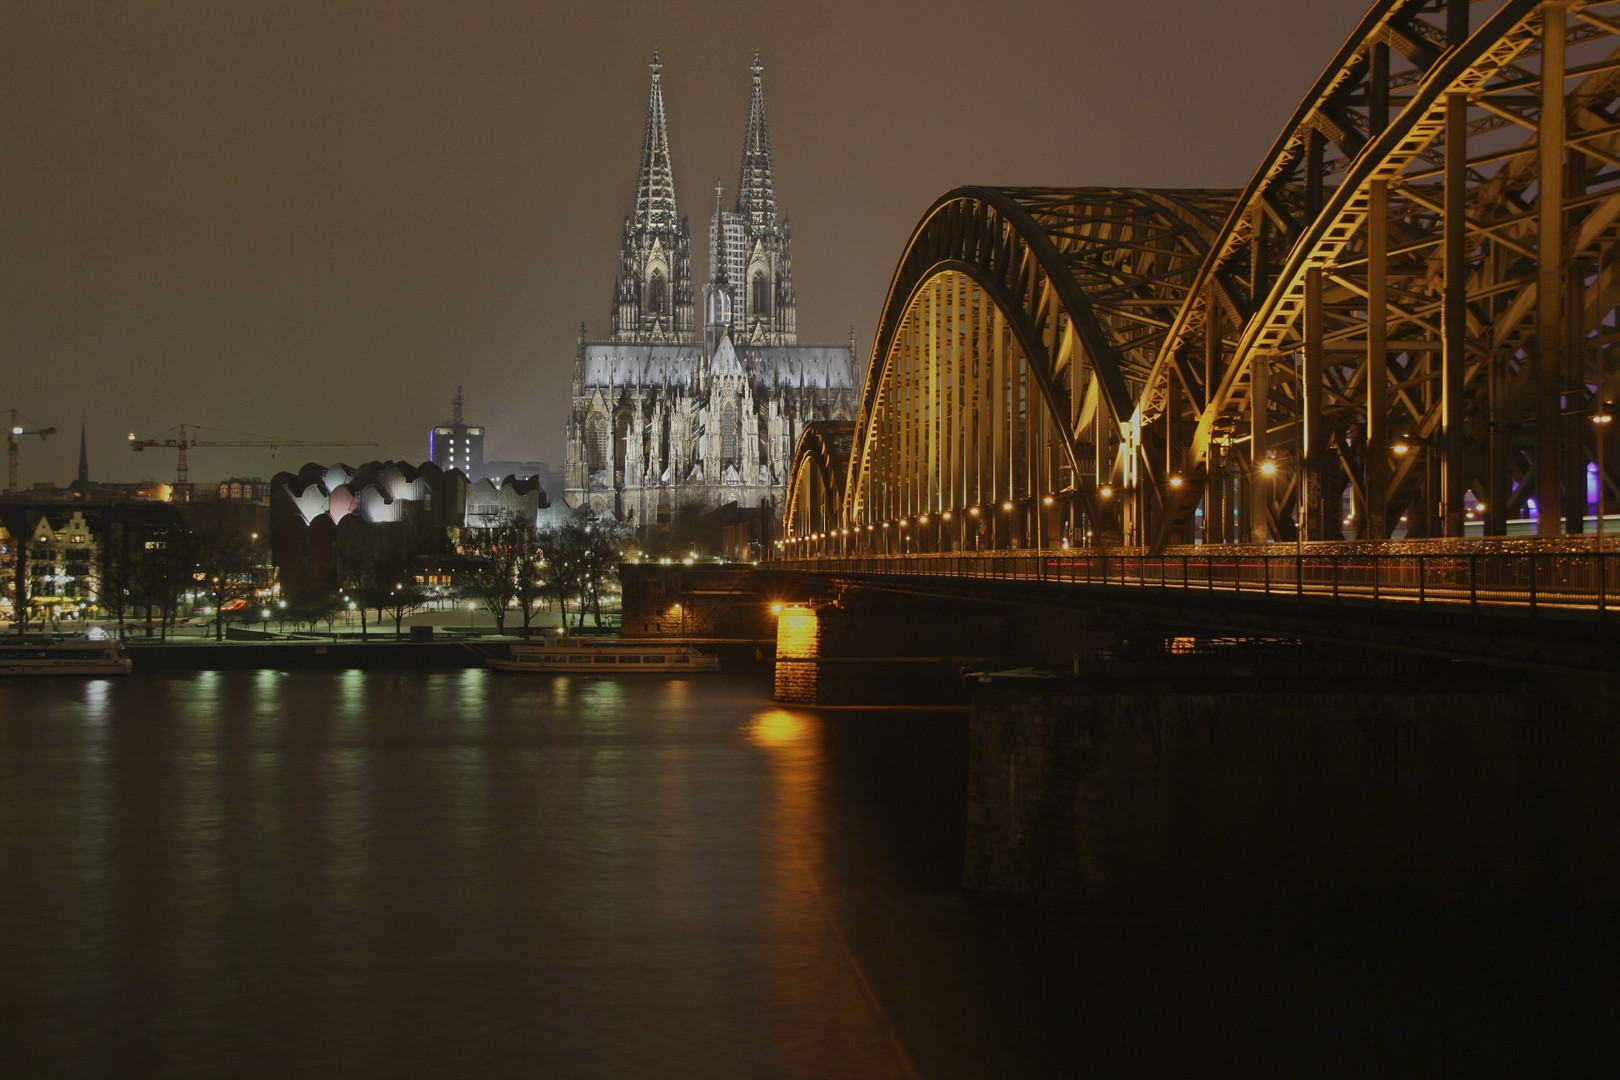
[{"left": 0, "top": 669, "right": 1610, "bottom": 1077}]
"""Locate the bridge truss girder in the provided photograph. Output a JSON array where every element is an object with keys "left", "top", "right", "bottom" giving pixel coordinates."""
[
  {"left": 790, "top": 187, "right": 1231, "bottom": 555},
  {"left": 1156, "top": 0, "right": 1620, "bottom": 546},
  {"left": 783, "top": 0, "right": 1620, "bottom": 556}
]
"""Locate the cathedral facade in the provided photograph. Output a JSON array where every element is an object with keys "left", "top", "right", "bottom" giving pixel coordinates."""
[{"left": 563, "top": 53, "right": 857, "bottom": 533}]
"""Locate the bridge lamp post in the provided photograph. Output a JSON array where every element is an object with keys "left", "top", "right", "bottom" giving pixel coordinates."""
[
  {"left": 1595, "top": 402, "right": 1613, "bottom": 544},
  {"left": 1254, "top": 456, "right": 1280, "bottom": 551},
  {"left": 968, "top": 506, "right": 982, "bottom": 551},
  {"left": 1001, "top": 501, "right": 1015, "bottom": 550},
  {"left": 1390, "top": 433, "right": 1447, "bottom": 537}
]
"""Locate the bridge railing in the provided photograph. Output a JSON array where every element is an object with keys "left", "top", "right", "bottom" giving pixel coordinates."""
[{"left": 774, "top": 549, "right": 1616, "bottom": 614}]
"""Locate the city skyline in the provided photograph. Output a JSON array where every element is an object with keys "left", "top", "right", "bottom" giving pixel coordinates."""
[{"left": 5, "top": 0, "right": 1373, "bottom": 488}]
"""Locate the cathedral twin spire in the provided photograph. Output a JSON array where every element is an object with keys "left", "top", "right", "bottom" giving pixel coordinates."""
[
  {"left": 633, "top": 51, "right": 679, "bottom": 236},
  {"left": 734, "top": 54, "right": 777, "bottom": 231},
  {"left": 610, "top": 51, "right": 795, "bottom": 347}
]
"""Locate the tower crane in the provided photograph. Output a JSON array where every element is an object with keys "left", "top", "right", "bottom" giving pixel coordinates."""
[
  {"left": 6, "top": 409, "right": 57, "bottom": 494},
  {"left": 128, "top": 424, "right": 377, "bottom": 487}
]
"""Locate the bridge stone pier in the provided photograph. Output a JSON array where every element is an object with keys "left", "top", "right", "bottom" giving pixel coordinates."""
[
  {"left": 967, "top": 660, "right": 1619, "bottom": 910},
  {"left": 753, "top": 568, "right": 1618, "bottom": 909},
  {"left": 769, "top": 593, "right": 1113, "bottom": 705}
]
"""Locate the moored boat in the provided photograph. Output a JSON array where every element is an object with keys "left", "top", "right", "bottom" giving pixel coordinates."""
[
  {"left": 0, "top": 636, "right": 133, "bottom": 677},
  {"left": 487, "top": 638, "right": 720, "bottom": 674}
]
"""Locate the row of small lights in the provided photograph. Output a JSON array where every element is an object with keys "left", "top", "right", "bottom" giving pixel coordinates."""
[
  {"left": 786, "top": 494, "right": 1073, "bottom": 543},
  {"left": 784, "top": 444, "right": 1504, "bottom": 542}
]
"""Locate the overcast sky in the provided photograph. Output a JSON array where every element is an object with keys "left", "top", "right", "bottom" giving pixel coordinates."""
[{"left": 3, "top": 0, "right": 1376, "bottom": 487}]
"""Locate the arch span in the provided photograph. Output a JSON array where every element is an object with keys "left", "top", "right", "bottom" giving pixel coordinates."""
[
  {"left": 783, "top": 421, "right": 854, "bottom": 551},
  {"left": 784, "top": 0, "right": 1620, "bottom": 555}
]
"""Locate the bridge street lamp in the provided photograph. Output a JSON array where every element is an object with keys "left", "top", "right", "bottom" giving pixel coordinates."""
[{"left": 1596, "top": 401, "right": 1613, "bottom": 544}]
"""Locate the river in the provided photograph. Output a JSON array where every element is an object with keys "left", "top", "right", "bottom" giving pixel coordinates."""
[{"left": 0, "top": 668, "right": 1610, "bottom": 1077}]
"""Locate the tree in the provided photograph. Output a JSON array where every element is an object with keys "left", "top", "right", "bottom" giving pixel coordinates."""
[
  {"left": 282, "top": 595, "right": 339, "bottom": 636},
  {"left": 190, "top": 514, "right": 258, "bottom": 642},
  {"left": 377, "top": 578, "right": 429, "bottom": 639},
  {"left": 334, "top": 518, "right": 435, "bottom": 641},
  {"left": 513, "top": 529, "right": 552, "bottom": 634},
  {"left": 531, "top": 512, "right": 628, "bottom": 629},
  {"left": 455, "top": 511, "right": 534, "bottom": 634},
  {"left": 126, "top": 525, "right": 194, "bottom": 640},
  {"left": 576, "top": 515, "right": 629, "bottom": 627},
  {"left": 536, "top": 519, "right": 586, "bottom": 628}
]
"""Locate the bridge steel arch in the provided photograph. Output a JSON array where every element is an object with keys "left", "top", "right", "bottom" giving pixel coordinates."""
[
  {"left": 784, "top": 0, "right": 1620, "bottom": 555},
  {"left": 783, "top": 186, "right": 1234, "bottom": 556},
  {"left": 782, "top": 421, "right": 854, "bottom": 551},
  {"left": 1146, "top": 0, "right": 1620, "bottom": 548}
]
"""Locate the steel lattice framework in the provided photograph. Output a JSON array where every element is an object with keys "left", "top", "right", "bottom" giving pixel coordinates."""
[{"left": 784, "top": 0, "right": 1620, "bottom": 555}]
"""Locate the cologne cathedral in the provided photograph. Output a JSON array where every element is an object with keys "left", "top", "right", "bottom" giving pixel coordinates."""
[{"left": 563, "top": 53, "right": 858, "bottom": 534}]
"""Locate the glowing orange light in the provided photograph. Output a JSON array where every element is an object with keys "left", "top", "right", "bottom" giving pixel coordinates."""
[{"left": 748, "top": 709, "right": 808, "bottom": 748}]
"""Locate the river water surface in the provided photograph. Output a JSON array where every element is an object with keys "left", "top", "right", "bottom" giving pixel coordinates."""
[{"left": 0, "top": 668, "right": 1612, "bottom": 1077}]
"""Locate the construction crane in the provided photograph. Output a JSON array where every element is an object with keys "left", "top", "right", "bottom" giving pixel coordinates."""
[
  {"left": 6, "top": 409, "right": 57, "bottom": 494},
  {"left": 128, "top": 424, "right": 377, "bottom": 486}
]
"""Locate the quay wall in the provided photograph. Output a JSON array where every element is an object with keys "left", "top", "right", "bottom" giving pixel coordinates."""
[
  {"left": 127, "top": 639, "right": 487, "bottom": 671},
  {"left": 619, "top": 564, "right": 774, "bottom": 643}
]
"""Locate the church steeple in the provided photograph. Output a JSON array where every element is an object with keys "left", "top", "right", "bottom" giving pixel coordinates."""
[
  {"left": 76, "top": 423, "right": 89, "bottom": 486},
  {"left": 714, "top": 53, "right": 795, "bottom": 346},
  {"left": 611, "top": 51, "right": 696, "bottom": 344},
  {"left": 734, "top": 53, "right": 776, "bottom": 230},
  {"left": 635, "top": 51, "right": 679, "bottom": 235}
]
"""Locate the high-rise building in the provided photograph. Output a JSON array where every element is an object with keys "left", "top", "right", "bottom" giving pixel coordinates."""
[
  {"left": 564, "top": 54, "right": 857, "bottom": 534},
  {"left": 429, "top": 388, "right": 486, "bottom": 480}
]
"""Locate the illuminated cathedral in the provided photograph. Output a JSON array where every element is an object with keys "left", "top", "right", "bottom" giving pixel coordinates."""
[{"left": 563, "top": 53, "right": 857, "bottom": 533}]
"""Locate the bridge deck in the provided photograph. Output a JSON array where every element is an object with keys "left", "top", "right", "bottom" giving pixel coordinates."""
[{"left": 776, "top": 547, "right": 1619, "bottom": 616}]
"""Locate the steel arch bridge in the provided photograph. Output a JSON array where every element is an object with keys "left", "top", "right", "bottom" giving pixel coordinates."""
[{"left": 784, "top": 0, "right": 1620, "bottom": 559}]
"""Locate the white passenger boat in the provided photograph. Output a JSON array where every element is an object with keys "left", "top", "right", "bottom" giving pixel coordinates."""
[
  {"left": 487, "top": 639, "right": 720, "bottom": 674},
  {"left": 0, "top": 636, "right": 133, "bottom": 677}
]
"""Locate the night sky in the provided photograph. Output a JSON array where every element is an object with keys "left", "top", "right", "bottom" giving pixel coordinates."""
[{"left": 4, "top": 0, "right": 1375, "bottom": 487}]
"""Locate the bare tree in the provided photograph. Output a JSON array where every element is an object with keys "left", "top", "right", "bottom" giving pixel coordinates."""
[
  {"left": 537, "top": 519, "right": 586, "bottom": 628},
  {"left": 188, "top": 510, "right": 257, "bottom": 642},
  {"left": 577, "top": 516, "right": 629, "bottom": 627},
  {"left": 456, "top": 511, "right": 534, "bottom": 634}
]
